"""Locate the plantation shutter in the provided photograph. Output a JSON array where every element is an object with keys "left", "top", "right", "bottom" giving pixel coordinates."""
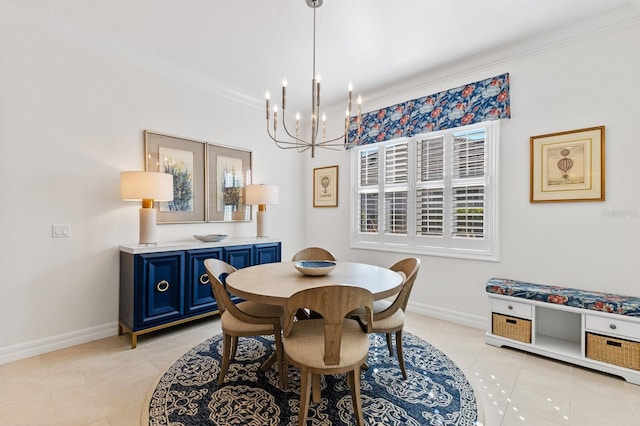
[
  {"left": 358, "top": 148, "right": 379, "bottom": 233},
  {"left": 451, "top": 129, "right": 485, "bottom": 238},
  {"left": 384, "top": 143, "right": 408, "bottom": 235},
  {"left": 351, "top": 120, "right": 498, "bottom": 261},
  {"left": 416, "top": 137, "right": 444, "bottom": 236}
]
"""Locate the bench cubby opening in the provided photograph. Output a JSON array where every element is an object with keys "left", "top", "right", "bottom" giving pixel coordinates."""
[{"left": 534, "top": 306, "right": 581, "bottom": 357}]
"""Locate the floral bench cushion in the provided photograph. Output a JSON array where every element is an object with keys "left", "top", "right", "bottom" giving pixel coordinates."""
[{"left": 486, "top": 278, "right": 640, "bottom": 317}]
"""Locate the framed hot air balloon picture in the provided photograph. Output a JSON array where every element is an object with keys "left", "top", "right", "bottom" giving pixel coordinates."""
[
  {"left": 530, "top": 126, "right": 605, "bottom": 203},
  {"left": 313, "top": 165, "right": 338, "bottom": 207}
]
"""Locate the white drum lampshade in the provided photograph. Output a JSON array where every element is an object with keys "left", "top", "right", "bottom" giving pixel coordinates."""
[
  {"left": 245, "top": 184, "right": 279, "bottom": 238},
  {"left": 121, "top": 171, "right": 174, "bottom": 245}
]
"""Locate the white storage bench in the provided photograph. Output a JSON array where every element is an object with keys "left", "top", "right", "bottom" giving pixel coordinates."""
[{"left": 485, "top": 278, "right": 640, "bottom": 385}]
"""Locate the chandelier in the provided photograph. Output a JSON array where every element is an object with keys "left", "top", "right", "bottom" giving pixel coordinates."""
[{"left": 264, "top": 0, "right": 362, "bottom": 158}]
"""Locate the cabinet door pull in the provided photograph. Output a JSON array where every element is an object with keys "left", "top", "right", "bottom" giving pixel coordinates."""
[
  {"left": 507, "top": 305, "right": 513, "bottom": 310},
  {"left": 156, "top": 280, "right": 170, "bottom": 292},
  {"left": 609, "top": 324, "right": 617, "bottom": 330},
  {"left": 606, "top": 340, "right": 622, "bottom": 347},
  {"left": 199, "top": 273, "right": 210, "bottom": 285}
]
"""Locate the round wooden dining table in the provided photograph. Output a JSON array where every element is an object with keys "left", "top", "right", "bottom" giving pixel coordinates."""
[{"left": 225, "top": 261, "right": 403, "bottom": 305}]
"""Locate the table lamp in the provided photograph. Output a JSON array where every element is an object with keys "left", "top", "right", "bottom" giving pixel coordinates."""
[
  {"left": 245, "top": 184, "right": 279, "bottom": 238},
  {"left": 121, "top": 171, "right": 174, "bottom": 245}
]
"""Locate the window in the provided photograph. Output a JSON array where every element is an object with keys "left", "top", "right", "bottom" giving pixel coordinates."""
[{"left": 351, "top": 121, "right": 499, "bottom": 261}]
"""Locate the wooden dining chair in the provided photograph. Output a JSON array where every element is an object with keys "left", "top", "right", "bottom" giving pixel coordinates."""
[
  {"left": 359, "top": 257, "right": 420, "bottom": 380},
  {"left": 291, "top": 246, "right": 336, "bottom": 261},
  {"left": 282, "top": 285, "right": 373, "bottom": 426},
  {"left": 204, "top": 258, "right": 286, "bottom": 389},
  {"left": 291, "top": 247, "right": 337, "bottom": 320}
]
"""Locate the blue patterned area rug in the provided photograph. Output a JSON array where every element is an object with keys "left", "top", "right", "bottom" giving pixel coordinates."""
[{"left": 146, "top": 332, "right": 480, "bottom": 425}]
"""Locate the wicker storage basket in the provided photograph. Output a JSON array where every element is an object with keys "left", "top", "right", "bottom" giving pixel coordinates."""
[
  {"left": 492, "top": 313, "right": 531, "bottom": 343},
  {"left": 586, "top": 333, "right": 640, "bottom": 371}
]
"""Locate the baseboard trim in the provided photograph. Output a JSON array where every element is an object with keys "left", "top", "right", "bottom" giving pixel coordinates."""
[
  {"left": 407, "top": 301, "right": 488, "bottom": 330},
  {"left": 0, "top": 322, "right": 119, "bottom": 365},
  {"left": 0, "top": 304, "right": 486, "bottom": 365}
]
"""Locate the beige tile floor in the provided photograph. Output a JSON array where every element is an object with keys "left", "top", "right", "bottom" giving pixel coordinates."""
[{"left": 1, "top": 312, "right": 640, "bottom": 425}]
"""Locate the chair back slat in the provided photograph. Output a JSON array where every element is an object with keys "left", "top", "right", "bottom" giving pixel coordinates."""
[
  {"left": 284, "top": 285, "right": 372, "bottom": 365},
  {"left": 324, "top": 324, "right": 343, "bottom": 365},
  {"left": 204, "top": 258, "right": 236, "bottom": 315},
  {"left": 374, "top": 258, "right": 421, "bottom": 321},
  {"left": 291, "top": 247, "right": 336, "bottom": 261},
  {"left": 391, "top": 257, "right": 420, "bottom": 311}
]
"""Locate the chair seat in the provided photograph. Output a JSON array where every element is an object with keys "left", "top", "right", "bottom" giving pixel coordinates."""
[
  {"left": 352, "top": 300, "right": 405, "bottom": 331},
  {"left": 283, "top": 318, "right": 369, "bottom": 369},
  {"left": 221, "top": 301, "right": 283, "bottom": 333},
  {"left": 372, "top": 308, "right": 404, "bottom": 331}
]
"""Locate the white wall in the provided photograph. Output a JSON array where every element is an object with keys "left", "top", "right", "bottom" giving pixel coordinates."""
[
  {"left": 306, "top": 21, "right": 640, "bottom": 328},
  {"left": 2, "top": 13, "right": 639, "bottom": 363},
  {"left": 0, "top": 20, "right": 305, "bottom": 362}
]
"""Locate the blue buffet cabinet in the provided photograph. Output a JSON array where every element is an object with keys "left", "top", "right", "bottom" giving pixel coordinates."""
[{"left": 119, "top": 239, "right": 281, "bottom": 348}]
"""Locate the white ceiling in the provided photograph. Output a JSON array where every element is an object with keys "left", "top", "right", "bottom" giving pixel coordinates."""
[{"left": 2, "top": 0, "right": 639, "bottom": 115}]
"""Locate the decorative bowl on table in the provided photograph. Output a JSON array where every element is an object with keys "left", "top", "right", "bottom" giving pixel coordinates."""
[
  {"left": 193, "top": 234, "right": 228, "bottom": 243},
  {"left": 294, "top": 260, "right": 336, "bottom": 276}
]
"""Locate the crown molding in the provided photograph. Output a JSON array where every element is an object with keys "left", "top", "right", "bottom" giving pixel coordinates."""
[
  {"left": 3, "top": 1, "right": 638, "bottom": 115},
  {"left": 0, "top": 1, "right": 263, "bottom": 110},
  {"left": 348, "top": 5, "right": 640, "bottom": 114}
]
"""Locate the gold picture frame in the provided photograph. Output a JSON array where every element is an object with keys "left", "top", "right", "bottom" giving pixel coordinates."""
[
  {"left": 313, "top": 165, "right": 338, "bottom": 207},
  {"left": 530, "top": 126, "right": 605, "bottom": 203},
  {"left": 145, "top": 131, "right": 207, "bottom": 223},
  {"left": 207, "top": 143, "right": 252, "bottom": 222}
]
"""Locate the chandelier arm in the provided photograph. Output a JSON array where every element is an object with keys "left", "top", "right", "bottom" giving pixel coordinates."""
[
  {"left": 296, "top": 145, "right": 311, "bottom": 154},
  {"left": 313, "top": 144, "right": 343, "bottom": 152},
  {"left": 272, "top": 141, "right": 312, "bottom": 150},
  {"left": 266, "top": 122, "right": 310, "bottom": 148},
  {"left": 278, "top": 145, "right": 313, "bottom": 151},
  {"left": 267, "top": 116, "right": 361, "bottom": 149},
  {"left": 315, "top": 132, "right": 347, "bottom": 146},
  {"left": 316, "top": 142, "right": 349, "bottom": 150},
  {"left": 271, "top": 138, "right": 308, "bottom": 148},
  {"left": 278, "top": 145, "right": 311, "bottom": 151},
  {"left": 317, "top": 128, "right": 362, "bottom": 147}
]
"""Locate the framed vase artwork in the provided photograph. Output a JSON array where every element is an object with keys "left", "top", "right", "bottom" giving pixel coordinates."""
[
  {"left": 313, "top": 165, "right": 338, "bottom": 207},
  {"left": 530, "top": 126, "right": 605, "bottom": 203},
  {"left": 145, "top": 131, "right": 207, "bottom": 223},
  {"left": 207, "top": 143, "right": 252, "bottom": 222}
]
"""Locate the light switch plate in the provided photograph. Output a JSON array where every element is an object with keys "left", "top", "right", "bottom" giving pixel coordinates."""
[{"left": 52, "top": 224, "right": 71, "bottom": 238}]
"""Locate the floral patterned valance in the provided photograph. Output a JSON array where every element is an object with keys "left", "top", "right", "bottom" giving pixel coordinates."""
[{"left": 348, "top": 73, "right": 510, "bottom": 146}]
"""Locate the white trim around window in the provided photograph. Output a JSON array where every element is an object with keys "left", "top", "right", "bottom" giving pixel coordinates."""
[{"left": 350, "top": 120, "right": 500, "bottom": 261}]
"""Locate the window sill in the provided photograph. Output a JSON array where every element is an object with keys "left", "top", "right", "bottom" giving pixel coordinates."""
[{"left": 350, "top": 241, "right": 500, "bottom": 262}]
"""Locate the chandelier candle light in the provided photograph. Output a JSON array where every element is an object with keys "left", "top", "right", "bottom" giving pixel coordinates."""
[{"left": 265, "top": 0, "right": 363, "bottom": 158}]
